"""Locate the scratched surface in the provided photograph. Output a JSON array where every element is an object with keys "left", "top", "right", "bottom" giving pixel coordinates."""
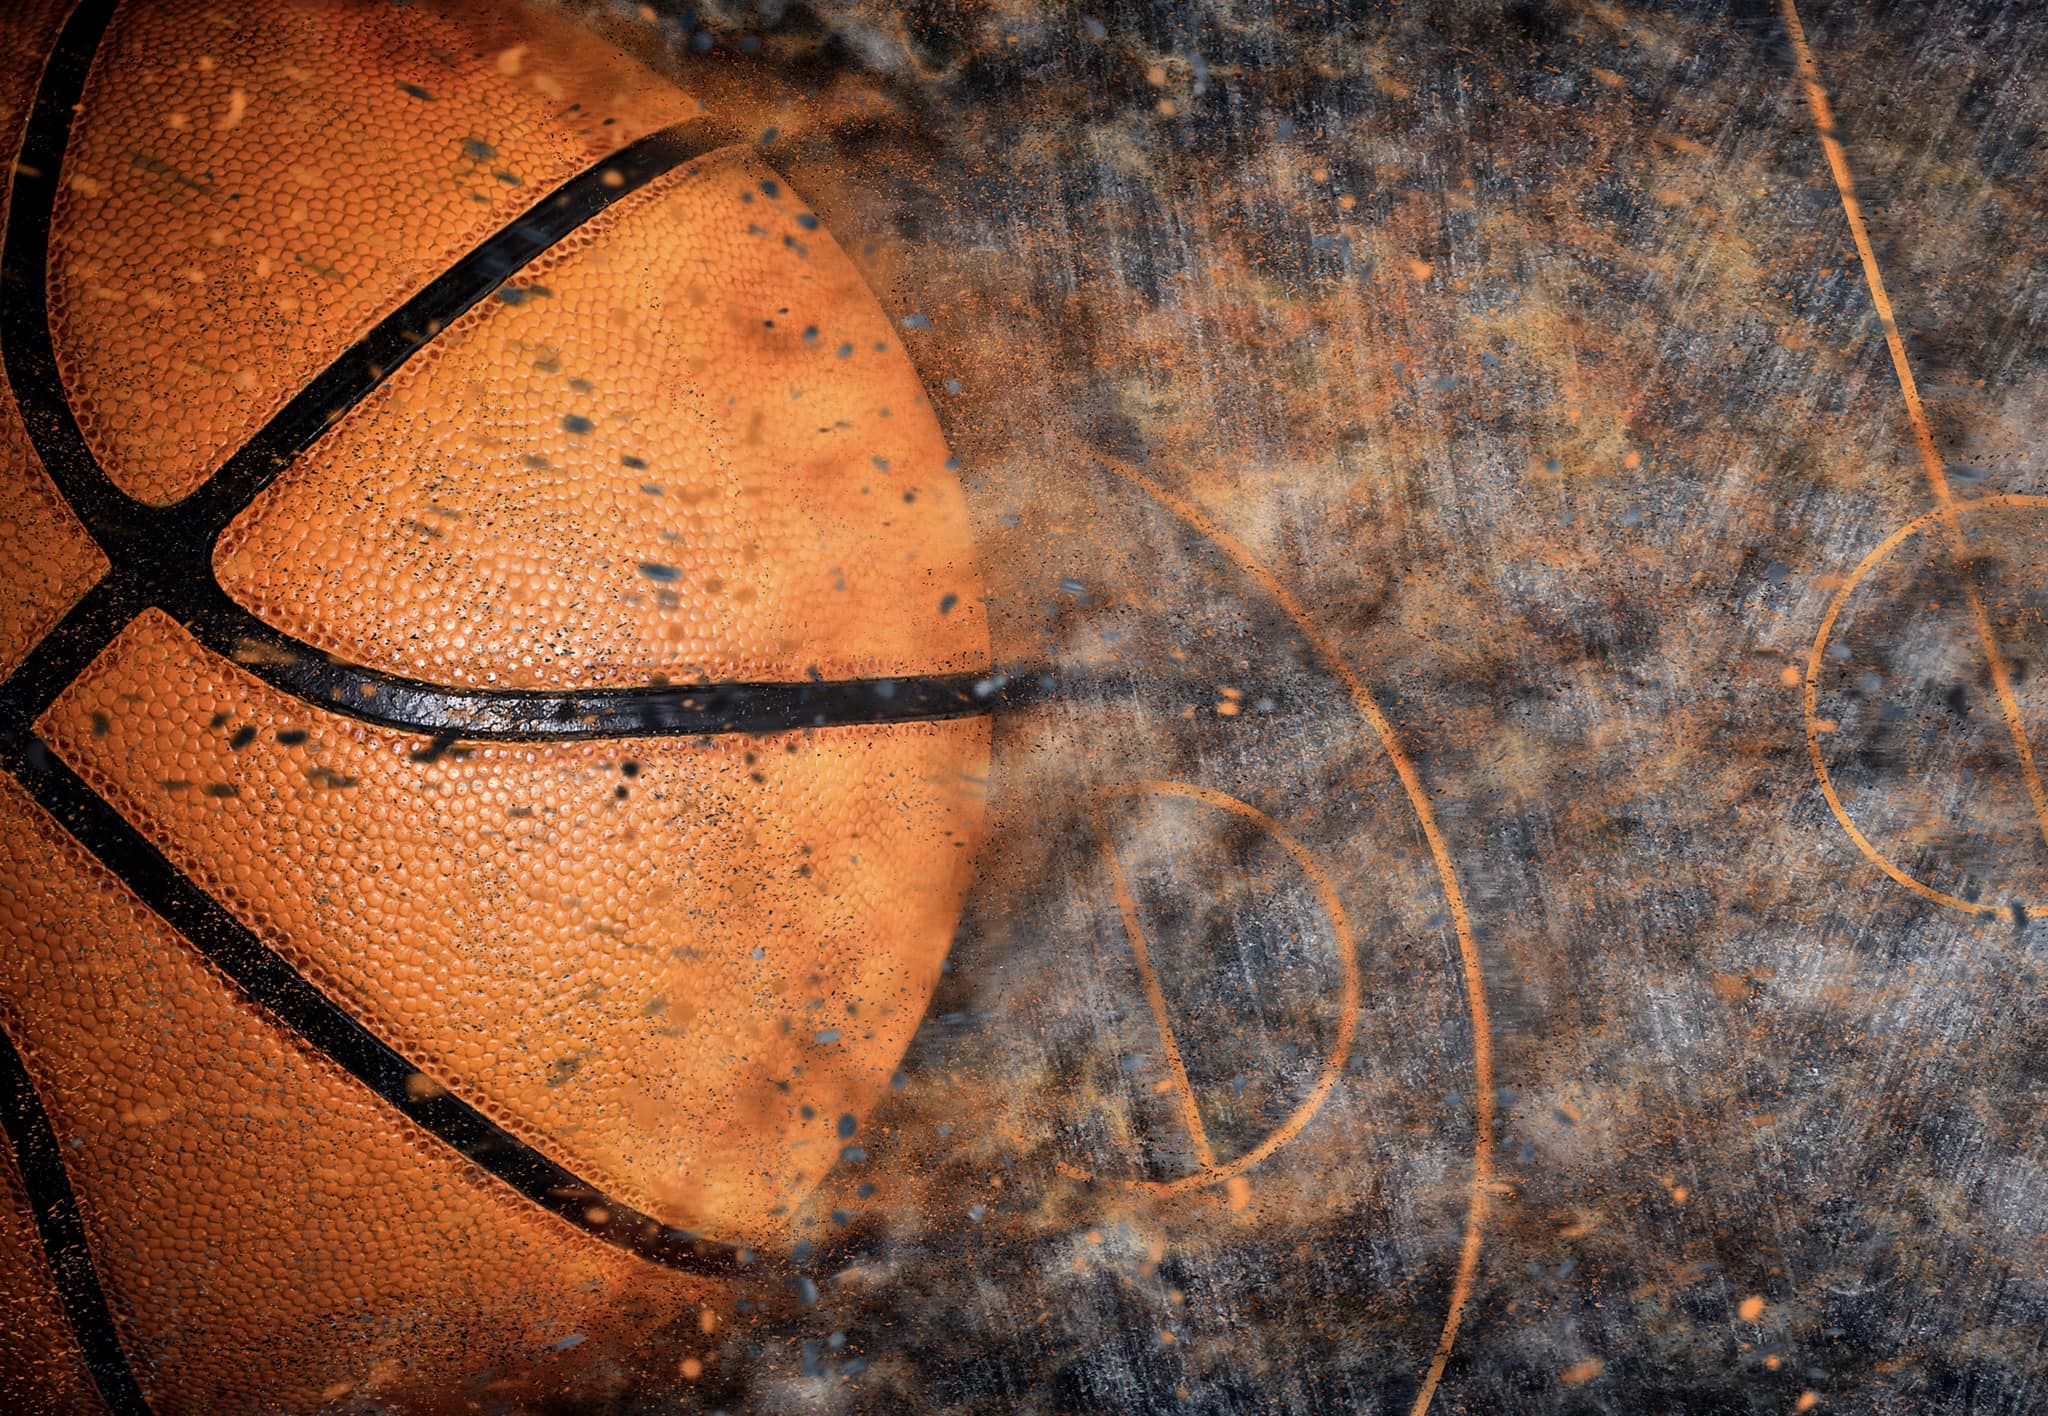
[{"left": 554, "top": 0, "right": 2048, "bottom": 1410}]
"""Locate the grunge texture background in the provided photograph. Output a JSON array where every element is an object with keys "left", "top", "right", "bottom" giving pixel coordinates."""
[{"left": 559, "top": 0, "right": 2048, "bottom": 1410}]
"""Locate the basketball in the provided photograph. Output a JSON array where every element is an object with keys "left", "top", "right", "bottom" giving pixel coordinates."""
[{"left": 0, "top": 0, "right": 990, "bottom": 1409}]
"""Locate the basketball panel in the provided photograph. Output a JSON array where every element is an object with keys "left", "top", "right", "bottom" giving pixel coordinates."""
[
  {"left": 0, "top": 773, "right": 713, "bottom": 1414},
  {"left": 0, "top": 0, "right": 108, "bottom": 677},
  {"left": 216, "top": 145, "right": 989, "bottom": 689},
  {"left": 0, "top": 415, "right": 105, "bottom": 678},
  {"left": 0, "top": 1141, "right": 105, "bottom": 1416},
  {"left": 43, "top": 610, "right": 991, "bottom": 1241},
  {"left": 48, "top": 0, "right": 702, "bottom": 505}
]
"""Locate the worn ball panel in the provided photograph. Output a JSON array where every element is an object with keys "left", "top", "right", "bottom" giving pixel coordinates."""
[
  {"left": 44, "top": 611, "right": 990, "bottom": 1240},
  {"left": 0, "top": 776, "right": 715, "bottom": 1414},
  {"left": 216, "top": 146, "right": 987, "bottom": 689},
  {"left": 0, "top": 1145, "right": 102, "bottom": 1416},
  {"left": 48, "top": 0, "right": 702, "bottom": 505},
  {"left": 0, "top": 413, "right": 104, "bottom": 679},
  {"left": 0, "top": 0, "right": 106, "bottom": 678}
]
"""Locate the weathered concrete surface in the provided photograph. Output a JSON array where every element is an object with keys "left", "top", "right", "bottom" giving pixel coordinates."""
[{"left": 561, "top": 1, "right": 2048, "bottom": 1409}]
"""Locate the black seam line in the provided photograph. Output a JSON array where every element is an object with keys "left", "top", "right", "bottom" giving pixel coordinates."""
[
  {"left": 0, "top": 0, "right": 126, "bottom": 538},
  {"left": 0, "top": 0, "right": 967, "bottom": 1290},
  {"left": 3, "top": 733, "right": 762, "bottom": 1279},
  {"left": 178, "top": 577, "right": 1009, "bottom": 740},
  {"left": 0, "top": 571, "right": 149, "bottom": 732},
  {"left": 4, "top": 570, "right": 1011, "bottom": 744},
  {"left": 0, "top": 1022, "right": 151, "bottom": 1415},
  {"left": 1, "top": 36, "right": 998, "bottom": 745},
  {"left": 164, "top": 117, "right": 739, "bottom": 548},
  {"left": 5, "top": 99, "right": 738, "bottom": 550},
  {"left": 1, "top": 6, "right": 149, "bottom": 1404}
]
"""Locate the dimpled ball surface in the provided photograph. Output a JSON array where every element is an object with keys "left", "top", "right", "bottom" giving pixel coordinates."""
[{"left": 0, "top": 0, "right": 990, "bottom": 1408}]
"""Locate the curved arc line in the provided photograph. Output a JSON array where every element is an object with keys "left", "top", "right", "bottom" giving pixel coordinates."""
[
  {"left": 1095, "top": 780, "right": 1363, "bottom": 1196},
  {"left": 1779, "top": 0, "right": 2048, "bottom": 870},
  {"left": 1083, "top": 449, "right": 1494, "bottom": 1416},
  {"left": 0, "top": 1018, "right": 150, "bottom": 1415},
  {"left": 1804, "top": 494, "right": 2047, "bottom": 919}
]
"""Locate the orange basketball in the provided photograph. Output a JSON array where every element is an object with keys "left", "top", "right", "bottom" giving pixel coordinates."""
[{"left": 0, "top": 1, "right": 991, "bottom": 1409}]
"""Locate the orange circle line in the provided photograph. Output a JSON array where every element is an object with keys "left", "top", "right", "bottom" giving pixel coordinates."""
[
  {"left": 1081, "top": 447, "right": 1494, "bottom": 1416},
  {"left": 1804, "top": 493, "right": 2047, "bottom": 919},
  {"left": 1093, "top": 780, "right": 1364, "bottom": 1197},
  {"left": 1781, "top": 0, "right": 2048, "bottom": 859}
]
